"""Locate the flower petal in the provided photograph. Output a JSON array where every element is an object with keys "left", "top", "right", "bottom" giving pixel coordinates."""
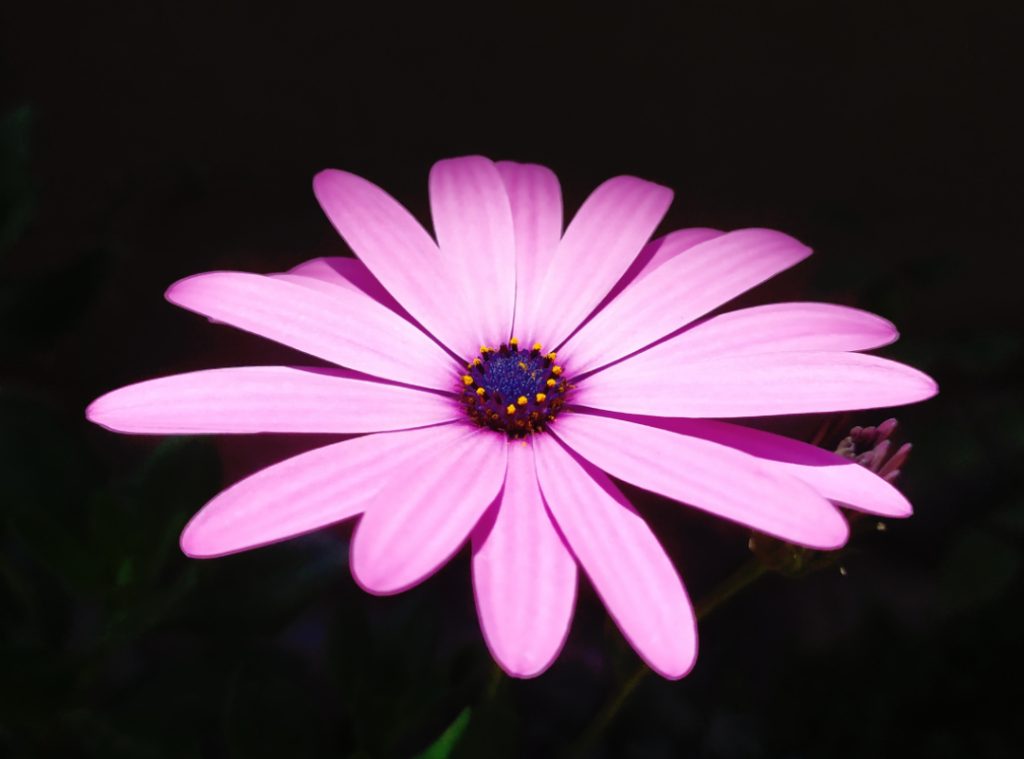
[
  {"left": 633, "top": 228, "right": 725, "bottom": 280},
  {"left": 607, "top": 302, "right": 899, "bottom": 367},
  {"left": 180, "top": 426, "right": 448, "bottom": 558},
  {"left": 471, "top": 440, "right": 577, "bottom": 678},
  {"left": 496, "top": 161, "right": 563, "bottom": 341},
  {"left": 630, "top": 416, "right": 912, "bottom": 517},
  {"left": 273, "top": 256, "right": 406, "bottom": 314},
  {"left": 429, "top": 156, "right": 517, "bottom": 353},
  {"left": 313, "top": 169, "right": 471, "bottom": 353},
  {"left": 563, "top": 229, "right": 812, "bottom": 373},
  {"left": 351, "top": 425, "right": 508, "bottom": 595},
  {"left": 554, "top": 413, "right": 848, "bottom": 549},
  {"left": 601, "top": 228, "right": 724, "bottom": 305},
  {"left": 532, "top": 176, "right": 673, "bottom": 349},
  {"left": 86, "top": 366, "right": 461, "bottom": 434},
  {"left": 532, "top": 434, "right": 697, "bottom": 679},
  {"left": 577, "top": 351, "right": 938, "bottom": 417},
  {"left": 165, "top": 271, "right": 456, "bottom": 390}
]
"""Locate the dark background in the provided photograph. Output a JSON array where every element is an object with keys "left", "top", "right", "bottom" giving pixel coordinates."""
[{"left": 2, "top": 2, "right": 1022, "bottom": 757}]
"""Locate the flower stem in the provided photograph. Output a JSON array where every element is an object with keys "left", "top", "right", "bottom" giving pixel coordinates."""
[
  {"left": 563, "top": 557, "right": 769, "bottom": 758},
  {"left": 694, "top": 557, "right": 768, "bottom": 620}
]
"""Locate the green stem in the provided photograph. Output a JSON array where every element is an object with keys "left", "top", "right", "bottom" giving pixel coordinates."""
[
  {"left": 563, "top": 558, "right": 769, "bottom": 758},
  {"left": 694, "top": 558, "right": 768, "bottom": 620}
]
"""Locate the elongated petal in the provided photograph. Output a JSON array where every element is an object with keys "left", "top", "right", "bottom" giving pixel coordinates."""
[
  {"left": 496, "top": 161, "right": 563, "bottom": 340},
  {"left": 578, "top": 351, "right": 938, "bottom": 417},
  {"left": 351, "top": 425, "right": 508, "bottom": 595},
  {"left": 532, "top": 434, "right": 697, "bottom": 679},
  {"left": 472, "top": 441, "right": 577, "bottom": 678},
  {"left": 563, "top": 229, "right": 812, "bottom": 373},
  {"left": 630, "top": 416, "right": 912, "bottom": 517},
  {"left": 429, "top": 156, "right": 516, "bottom": 352},
  {"left": 634, "top": 228, "right": 725, "bottom": 280},
  {"left": 313, "top": 169, "right": 471, "bottom": 353},
  {"left": 274, "top": 256, "right": 406, "bottom": 314},
  {"left": 86, "top": 366, "right": 460, "bottom": 434},
  {"left": 602, "top": 228, "right": 724, "bottom": 306},
  {"left": 531, "top": 176, "right": 673, "bottom": 349},
  {"left": 554, "top": 413, "right": 848, "bottom": 548},
  {"left": 180, "top": 426, "right": 448, "bottom": 558},
  {"left": 165, "top": 271, "right": 456, "bottom": 390},
  {"left": 620, "top": 302, "right": 899, "bottom": 365}
]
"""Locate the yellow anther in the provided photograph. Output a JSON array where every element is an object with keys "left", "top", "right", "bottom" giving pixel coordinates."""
[
  {"left": 462, "top": 375, "right": 474, "bottom": 385},
  {"left": 517, "top": 395, "right": 528, "bottom": 406},
  {"left": 509, "top": 337, "right": 519, "bottom": 346},
  {"left": 546, "top": 352, "right": 557, "bottom": 361},
  {"left": 551, "top": 365, "right": 563, "bottom": 376},
  {"left": 469, "top": 357, "right": 482, "bottom": 367},
  {"left": 532, "top": 342, "right": 543, "bottom": 351},
  {"left": 506, "top": 404, "right": 517, "bottom": 415},
  {"left": 480, "top": 345, "right": 492, "bottom": 353},
  {"left": 535, "top": 393, "right": 547, "bottom": 403},
  {"left": 546, "top": 378, "right": 557, "bottom": 388},
  {"left": 476, "top": 387, "right": 486, "bottom": 397},
  {"left": 517, "top": 361, "right": 528, "bottom": 370}
]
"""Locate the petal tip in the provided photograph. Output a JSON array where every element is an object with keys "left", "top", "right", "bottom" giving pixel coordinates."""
[
  {"left": 349, "top": 531, "right": 419, "bottom": 597},
  {"left": 85, "top": 393, "right": 132, "bottom": 433},
  {"left": 179, "top": 519, "right": 224, "bottom": 560},
  {"left": 164, "top": 271, "right": 214, "bottom": 307},
  {"left": 350, "top": 562, "right": 407, "bottom": 597},
  {"left": 815, "top": 510, "right": 852, "bottom": 551},
  {"left": 497, "top": 652, "right": 558, "bottom": 680},
  {"left": 84, "top": 396, "right": 109, "bottom": 428},
  {"left": 644, "top": 638, "right": 699, "bottom": 681},
  {"left": 311, "top": 167, "right": 347, "bottom": 197}
]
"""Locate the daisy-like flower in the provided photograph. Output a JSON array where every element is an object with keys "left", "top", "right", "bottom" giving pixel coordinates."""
[{"left": 87, "top": 156, "right": 937, "bottom": 679}]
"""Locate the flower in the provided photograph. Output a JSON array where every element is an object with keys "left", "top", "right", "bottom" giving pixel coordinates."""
[{"left": 87, "top": 156, "right": 937, "bottom": 679}]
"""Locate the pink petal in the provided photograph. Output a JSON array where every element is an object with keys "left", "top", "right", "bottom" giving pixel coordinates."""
[
  {"left": 563, "top": 229, "right": 812, "bottom": 373},
  {"left": 429, "top": 156, "right": 517, "bottom": 352},
  {"left": 165, "top": 271, "right": 456, "bottom": 390},
  {"left": 614, "top": 302, "right": 899, "bottom": 366},
  {"left": 631, "top": 416, "right": 912, "bottom": 517},
  {"left": 602, "top": 228, "right": 724, "bottom": 305},
  {"left": 577, "top": 351, "right": 938, "bottom": 417},
  {"left": 471, "top": 440, "right": 577, "bottom": 678},
  {"left": 532, "top": 434, "right": 697, "bottom": 679},
  {"left": 180, "top": 426, "right": 448, "bottom": 558},
  {"left": 313, "top": 169, "right": 472, "bottom": 354},
  {"left": 350, "top": 425, "right": 508, "bottom": 595},
  {"left": 86, "top": 366, "right": 460, "bottom": 435},
  {"left": 531, "top": 176, "right": 673, "bottom": 349},
  {"left": 273, "top": 256, "right": 406, "bottom": 314},
  {"left": 554, "top": 413, "right": 849, "bottom": 549},
  {"left": 634, "top": 228, "right": 725, "bottom": 280},
  {"left": 495, "top": 161, "right": 563, "bottom": 340}
]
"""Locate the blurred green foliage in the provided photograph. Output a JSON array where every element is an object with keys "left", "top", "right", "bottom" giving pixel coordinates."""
[{"left": 0, "top": 105, "right": 35, "bottom": 255}]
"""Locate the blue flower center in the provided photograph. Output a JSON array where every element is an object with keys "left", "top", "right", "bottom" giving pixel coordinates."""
[{"left": 460, "top": 339, "right": 570, "bottom": 438}]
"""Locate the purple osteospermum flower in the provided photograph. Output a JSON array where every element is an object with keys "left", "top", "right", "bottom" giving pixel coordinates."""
[{"left": 87, "top": 156, "right": 937, "bottom": 679}]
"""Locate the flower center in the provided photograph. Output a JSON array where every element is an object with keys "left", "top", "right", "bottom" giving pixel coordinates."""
[{"left": 460, "top": 338, "right": 570, "bottom": 438}]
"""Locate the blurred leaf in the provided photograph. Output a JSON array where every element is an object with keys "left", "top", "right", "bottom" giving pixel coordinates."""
[
  {"left": 0, "top": 104, "right": 35, "bottom": 253},
  {"left": 449, "top": 679, "right": 519, "bottom": 759},
  {"left": 414, "top": 706, "right": 471, "bottom": 759},
  {"left": 0, "top": 247, "right": 109, "bottom": 354},
  {"left": 185, "top": 534, "right": 345, "bottom": 636},
  {"left": 992, "top": 499, "right": 1024, "bottom": 533},
  {"left": 0, "top": 391, "right": 99, "bottom": 596},
  {"left": 223, "top": 653, "right": 332, "bottom": 759}
]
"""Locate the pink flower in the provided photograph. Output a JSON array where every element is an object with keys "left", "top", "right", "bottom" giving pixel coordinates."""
[{"left": 87, "top": 156, "right": 937, "bottom": 679}]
